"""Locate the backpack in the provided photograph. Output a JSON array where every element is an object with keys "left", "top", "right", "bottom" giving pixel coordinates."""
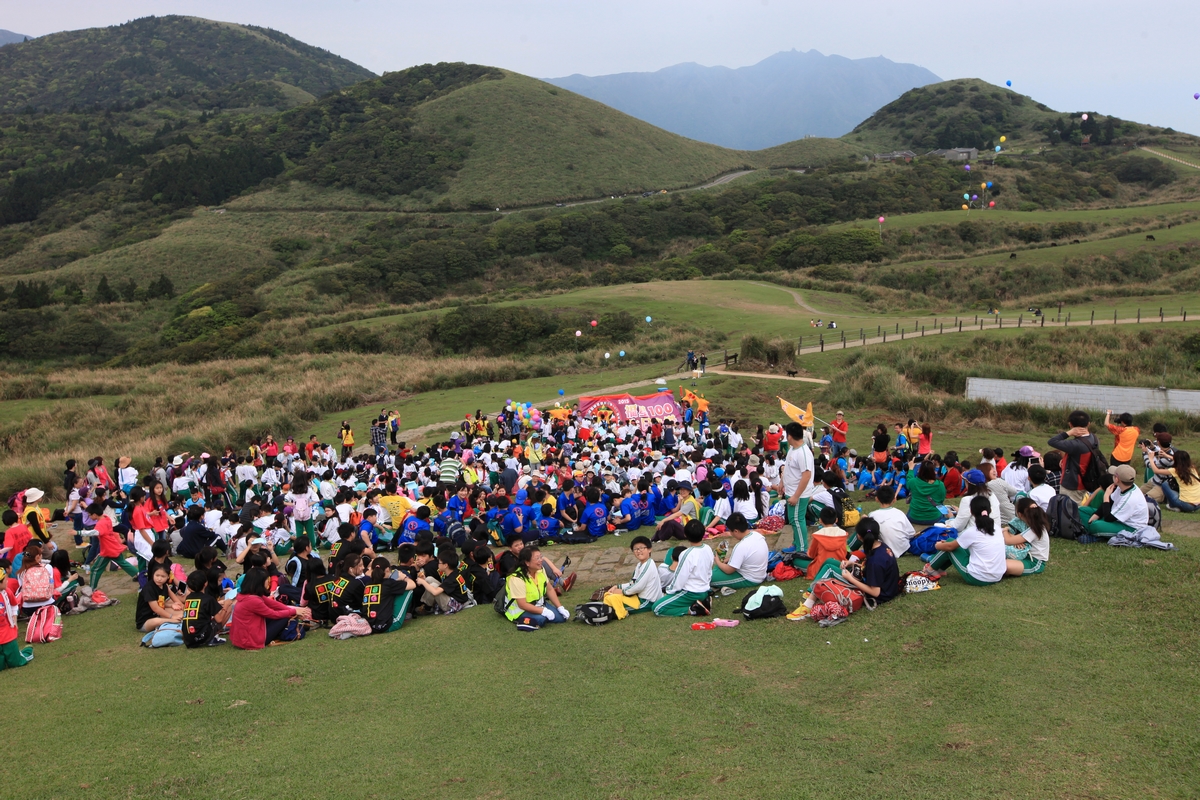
[
  {"left": 19, "top": 564, "right": 54, "bottom": 604},
  {"left": 25, "top": 605, "right": 62, "bottom": 644},
  {"left": 737, "top": 588, "right": 787, "bottom": 620},
  {"left": 492, "top": 581, "right": 511, "bottom": 616},
  {"left": 908, "top": 525, "right": 957, "bottom": 556},
  {"left": 557, "top": 532, "right": 596, "bottom": 545},
  {"left": 1046, "top": 494, "right": 1086, "bottom": 540},
  {"left": 444, "top": 520, "right": 468, "bottom": 547},
  {"left": 574, "top": 601, "right": 616, "bottom": 625},
  {"left": 812, "top": 579, "right": 866, "bottom": 614},
  {"left": 140, "top": 621, "right": 183, "bottom": 648},
  {"left": 1080, "top": 439, "right": 1109, "bottom": 493}
]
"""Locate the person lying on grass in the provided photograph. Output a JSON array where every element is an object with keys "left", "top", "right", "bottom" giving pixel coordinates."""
[
  {"left": 711, "top": 513, "right": 769, "bottom": 592},
  {"left": 602, "top": 535, "right": 662, "bottom": 620}
]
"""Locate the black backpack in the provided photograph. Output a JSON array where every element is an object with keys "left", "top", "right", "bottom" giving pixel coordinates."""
[
  {"left": 1080, "top": 438, "right": 1110, "bottom": 493},
  {"left": 574, "top": 602, "right": 616, "bottom": 625},
  {"left": 736, "top": 588, "right": 787, "bottom": 620},
  {"left": 1047, "top": 494, "right": 1086, "bottom": 540},
  {"left": 689, "top": 594, "right": 713, "bottom": 616},
  {"left": 445, "top": 520, "right": 468, "bottom": 547},
  {"left": 492, "top": 582, "right": 510, "bottom": 616}
]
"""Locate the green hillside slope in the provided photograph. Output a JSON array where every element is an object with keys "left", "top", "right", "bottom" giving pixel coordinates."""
[
  {"left": 0, "top": 15, "right": 375, "bottom": 113},
  {"left": 412, "top": 72, "right": 753, "bottom": 207},
  {"left": 845, "top": 78, "right": 1198, "bottom": 153}
]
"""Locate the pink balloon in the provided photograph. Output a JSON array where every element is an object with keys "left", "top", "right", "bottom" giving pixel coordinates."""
[
  {"left": 989, "top": 201, "right": 996, "bottom": 208},
  {"left": 590, "top": 320, "right": 597, "bottom": 327},
  {"left": 1082, "top": 113, "right": 1088, "bottom": 120},
  {"left": 575, "top": 330, "right": 581, "bottom": 337},
  {"left": 878, "top": 216, "right": 885, "bottom": 223}
]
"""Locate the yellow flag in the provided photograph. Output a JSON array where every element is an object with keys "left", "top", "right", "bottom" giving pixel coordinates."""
[{"left": 778, "top": 397, "right": 813, "bottom": 426}]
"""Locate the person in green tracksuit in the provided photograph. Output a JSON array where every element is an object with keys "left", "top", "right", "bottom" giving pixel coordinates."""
[
  {"left": 711, "top": 513, "right": 768, "bottom": 590},
  {"left": 780, "top": 422, "right": 815, "bottom": 553},
  {"left": 905, "top": 460, "right": 947, "bottom": 529}
]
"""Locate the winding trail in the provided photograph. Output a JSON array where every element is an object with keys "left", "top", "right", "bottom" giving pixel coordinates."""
[
  {"left": 751, "top": 281, "right": 821, "bottom": 313},
  {"left": 1140, "top": 147, "right": 1200, "bottom": 170}
]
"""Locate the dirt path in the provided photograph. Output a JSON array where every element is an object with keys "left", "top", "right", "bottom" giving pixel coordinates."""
[
  {"left": 751, "top": 281, "right": 820, "bottom": 313},
  {"left": 1140, "top": 147, "right": 1200, "bottom": 170},
  {"left": 705, "top": 367, "right": 828, "bottom": 384}
]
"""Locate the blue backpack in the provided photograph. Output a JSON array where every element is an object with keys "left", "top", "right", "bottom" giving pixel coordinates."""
[
  {"left": 908, "top": 525, "right": 957, "bottom": 556},
  {"left": 140, "top": 622, "right": 184, "bottom": 648}
]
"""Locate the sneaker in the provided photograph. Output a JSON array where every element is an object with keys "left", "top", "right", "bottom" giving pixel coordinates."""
[
  {"left": 719, "top": 587, "right": 738, "bottom": 597},
  {"left": 206, "top": 636, "right": 226, "bottom": 647},
  {"left": 786, "top": 606, "right": 810, "bottom": 621},
  {"left": 561, "top": 572, "right": 577, "bottom": 594}
]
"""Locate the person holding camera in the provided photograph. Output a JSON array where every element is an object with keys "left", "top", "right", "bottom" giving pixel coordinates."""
[
  {"left": 1144, "top": 445, "right": 1200, "bottom": 512},
  {"left": 1104, "top": 411, "right": 1141, "bottom": 467},
  {"left": 1139, "top": 431, "right": 1175, "bottom": 503}
]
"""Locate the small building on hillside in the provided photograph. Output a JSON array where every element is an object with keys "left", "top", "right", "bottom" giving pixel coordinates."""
[
  {"left": 873, "top": 150, "right": 917, "bottom": 162},
  {"left": 926, "top": 147, "right": 979, "bottom": 162}
]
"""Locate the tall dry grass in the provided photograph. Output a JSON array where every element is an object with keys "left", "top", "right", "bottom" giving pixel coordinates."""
[{"left": 0, "top": 353, "right": 528, "bottom": 498}]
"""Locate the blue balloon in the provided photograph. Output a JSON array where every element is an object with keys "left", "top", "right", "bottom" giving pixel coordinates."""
[
  {"left": 987, "top": 181, "right": 993, "bottom": 188},
  {"left": 645, "top": 316, "right": 652, "bottom": 323},
  {"left": 618, "top": 350, "right": 626, "bottom": 357},
  {"left": 963, "top": 193, "right": 970, "bottom": 200},
  {"left": 558, "top": 389, "right": 565, "bottom": 396},
  {"left": 995, "top": 145, "right": 1002, "bottom": 152},
  {"left": 1006, "top": 80, "right": 1012, "bottom": 87}
]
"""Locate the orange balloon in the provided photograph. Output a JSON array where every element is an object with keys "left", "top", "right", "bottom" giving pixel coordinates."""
[{"left": 962, "top": 204, "right": 969, "bottom": 210}]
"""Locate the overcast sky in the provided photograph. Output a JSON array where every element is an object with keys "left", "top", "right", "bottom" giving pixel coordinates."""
[{"left": 8, "top": 0, "right": 1199, "bottom": 134}]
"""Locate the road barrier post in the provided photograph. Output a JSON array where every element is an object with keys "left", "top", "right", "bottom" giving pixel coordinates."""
[
  {"left": 820, "top": 335, "right": 824, "bottom": 352},
  {"left": 1067, "top": 313, "right": 1071, "bottom": 325},
  {"left": 883, "top": 331, "right": 887, "bottom": 343},
  {"left": 895, "top": 323, "right": 899, "bottom": 333},
  {"left": 1041, "top": 315, "right": 1045, "bottom": 327},
  {"left": 1137, "top": 308, "right": 1141, "bottom": 323},
  {"left": 1161, "top": 307, "right": 1164, "bottom": 322},
  {"left": 940, "top": 323, "right": 944, "bottom": 335},
  {"left": 958, "top": 321, "right": 963, "bottom": 333},
  {"left": 901, "top": 328, "right": 905, "bottom": 340},
  {"left": 1018, "top": 315, "right": 1022, "bottom": 328},
  {"left": 1114, "top": 309, "right": 1117, "bottom": 324},
  {"left": 922, "top": 325, "right": 925, "bottom": 336},
  {"left": 1091, "top": 310, "right": 1094, "bottom": 325}
]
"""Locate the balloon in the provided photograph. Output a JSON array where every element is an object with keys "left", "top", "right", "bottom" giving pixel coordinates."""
[
  {"left": 1195, "top": 93, "right": 1200, "bottom": 100},
  {"left": 507, "top": 404, "right": 513, "bottom": 411},
  {"left": 963, "top": 194, "right": 970, "bottom": 200},
  {"left": 604, "top": 352, "right": 610, "bottom": 359},
  {"left": 981, "top": 183, "right": 987, "bottom": 189},
  {"left": 575, "top": 330, "right": 581, "bottom": 337},
  {"left": 590, "top": 320, "right": 597, "bottom": 327},
  {"left": 554, "top": 402, "right": 561, "bottom": 408},
  {"left": 987, "top": 181, "right": 993, "bottom": 188},
  {"left": 618, "top": 350, "right": 626, "bottom": 357},
  {"left": 962, "top": 204, "right": 968, "bottom": 210},
  {"left": 964, "top": 164, "right": 971, "bottom": 171},
  {"left": 558, "top": 389, "right": 565, "bottom": 396},
  {"left": 989, "top": 201, "right": 996, "bottom": 207},
  {"left": 971, "top": 195, "right": 978, "bottom": 201},
  {"left": 1082, "top": 113, "right": 1088, "bottom": 121},
  {"left": 995, "top": 146, "right": 1001, "bottom": 152},
  {"left": 999, "top": 136, "right": 1006, "bottom": 143},
  {"left": 1006, "top": 80, "right": 1012, "bottom": 87},
  {"left": 645, "top": 316, "right": 652, "bottom": 323},
  {"left": 877, "top": 216, "right": 885, "bottom": 223}
]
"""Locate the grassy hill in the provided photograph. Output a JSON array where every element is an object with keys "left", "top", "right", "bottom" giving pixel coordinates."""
[
  {"left": 0, "top": 16, "right": 375, "bottom": 113},
  {"left": 844, "top": 78, "right": 1200, "bottom": 154}
]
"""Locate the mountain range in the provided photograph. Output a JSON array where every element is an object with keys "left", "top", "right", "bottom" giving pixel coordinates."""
[
  {"left": 0, "top": 30, "right": 29, "bottom": 47},
  {"left": 548, "top": 50, "right": 941, "bottom": 149}
]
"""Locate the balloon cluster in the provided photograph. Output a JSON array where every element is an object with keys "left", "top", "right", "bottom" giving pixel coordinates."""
[{"left": 505, "top": 400, "right": 543, "bottom": 426}]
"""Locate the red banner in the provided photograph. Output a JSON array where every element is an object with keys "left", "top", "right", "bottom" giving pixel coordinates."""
[{"left": 577, "top": 392, "right": 684, "bottom": 423}]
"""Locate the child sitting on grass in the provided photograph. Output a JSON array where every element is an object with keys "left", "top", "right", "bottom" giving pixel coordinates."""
[
  {"left": 602, "top": 535, "right": 662, "bottom": 619},
  {"left": 135, "top": 563, "right": 184, "bottom": 633},
  {"left": 804, "top": 507, "right": 849, "bottom": 580},
  {"left": 181, "top": 570, "right": 233, "bottom": 648},
  {"left": 651, "top": 520, "right": 713, "bottom": 617}
]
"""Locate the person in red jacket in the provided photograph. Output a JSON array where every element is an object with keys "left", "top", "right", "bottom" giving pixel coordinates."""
[
  {"left": 229, "top": 569, "right": 305, "bottom": 650},
  {"left": 87, "top": 502, "right": 139, "bottom": 590},
  {"left": 830, "top": 411, "right": 849, "bottom": 457}
]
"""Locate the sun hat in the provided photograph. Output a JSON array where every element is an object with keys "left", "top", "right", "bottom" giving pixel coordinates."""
[
  {"left": 848, "top": 449, "right": 858, "bottom": 457},
  {"left": 23, "top": 488, "right": 44, "bottom": 503},
  {"left": 172, "top": 456, "right": 184, "bottom": 467},
  {"left": 354, "top": 482, "right": 368, "bottom": 492},
  {"left": 748, "top": 455, "right": 761, "bottom": 467},
  {"left": 1109, "top": 464, "right": 1136, "bottom": 483},
  {"left": 118, "top": 456, "right": 131, "bottom": 468},
  {"left": 768, "top": 424, "right": 780, "bottom": 434}
]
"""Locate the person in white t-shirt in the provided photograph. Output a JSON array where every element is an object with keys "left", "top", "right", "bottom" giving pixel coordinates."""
[
  {"left": 935, "top": 496, "right": 1026, "bottom": 583},
  {"left": 868, "top": 485, "right": 916, "bottom": 557},
  {"left": 711, "top": 513, "right": 768, "bottom": 589},
  {"left": 1004, "top": 497, "right": 1050, "bottom": 568},
  {"left": 780, "top": 422, "right": 815, "bottom": 552},
  {"left": 1026, "top": 465, "right": 1055, "bottom": 512}
]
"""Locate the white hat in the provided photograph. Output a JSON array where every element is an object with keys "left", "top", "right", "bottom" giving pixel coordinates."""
[
  {"left": 172, "top": 456, "right": 184, "bottom": 467},
  {"left": 24, "top": 488, "right": 44, "bottom": 504}
]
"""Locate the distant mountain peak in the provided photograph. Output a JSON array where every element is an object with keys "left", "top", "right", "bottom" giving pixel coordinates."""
[
  {"left": 0, "top": 30, "right": 30, "bottom": 47},
  {"left": 548, "top": 50, "right": 940, "bottom": 150}
]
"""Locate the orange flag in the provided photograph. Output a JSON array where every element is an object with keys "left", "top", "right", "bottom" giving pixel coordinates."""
[{"left": 778, "top": 397, "right": 813, "bottom": 426}]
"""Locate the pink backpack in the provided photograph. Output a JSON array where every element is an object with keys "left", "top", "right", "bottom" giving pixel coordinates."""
[
  {"left": 20, "top": 564, "right": 54, "bottom": 604},
  {"left": 25, "top": 605, "right": 62, "bottom": 644}
]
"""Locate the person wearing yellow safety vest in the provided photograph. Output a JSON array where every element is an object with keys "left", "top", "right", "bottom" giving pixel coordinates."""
[
  {"left": 338, "top": 421, "right": 355, "bottom": 460},
  {"left": 503, "top": 546, "right": 569, "bottom": 631}
]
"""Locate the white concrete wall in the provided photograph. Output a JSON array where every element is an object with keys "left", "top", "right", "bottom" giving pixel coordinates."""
[{"left": 965, "top": 377, "right": 1200, "bottom": 414}]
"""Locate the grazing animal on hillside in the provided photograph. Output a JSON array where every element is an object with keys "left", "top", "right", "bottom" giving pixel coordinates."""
[
  {"left": 1009, "top": 252, "right": 1017, "bottom": 259},
  {"left": 1071, "top": 239, "right": 1080, "bottom": 244},
  {"left": 786, "top": 369, "right": 798, "bottom": 378},
  {"left": 1147, "top": 235, "right": 1156, "bottom": 241},
  {"left": 1050, "top": 242, "right": 1058, "bottom": 247}
]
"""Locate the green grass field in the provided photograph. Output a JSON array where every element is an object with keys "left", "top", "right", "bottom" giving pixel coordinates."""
[{"left": 16, "top": 527, "right": 1198, "bottom": 799}]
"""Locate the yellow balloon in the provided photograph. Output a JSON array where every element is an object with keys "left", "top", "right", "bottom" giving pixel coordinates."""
[
  {"left": 962, "top": 204, "right": 969, "bottom": 210},
  {"left": 981, "top": 183, "right": 987, "bottom": 189},
  {"left": 1000, "top": 136, "right": 1006, "bottom": 143}
]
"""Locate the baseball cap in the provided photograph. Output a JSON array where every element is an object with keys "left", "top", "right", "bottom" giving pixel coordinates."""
[
  {"left": 1109, "top": 464, "right": 1136, "bottom": 483},
  {"left": 1018, "top": 445, "right": 1041, "bottom": 458},
  {"left": 963, "top": 469, "right": 987, "bottom": 485}
]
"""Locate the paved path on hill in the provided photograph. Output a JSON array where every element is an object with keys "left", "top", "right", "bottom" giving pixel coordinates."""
[
  {"left": 1140, "top": 147, "right": 1200, "bottom": 170},
  {"left": 705, "top": 367, "right": 828, "bottom": 384}
]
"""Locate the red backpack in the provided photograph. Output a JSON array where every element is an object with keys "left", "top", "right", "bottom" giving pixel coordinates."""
[
  {"left": 812, "top": 578, "right": 865, "bottom": 613},
  {"left": 25, "top": 605, "right": 62, "bottom": 644}
]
